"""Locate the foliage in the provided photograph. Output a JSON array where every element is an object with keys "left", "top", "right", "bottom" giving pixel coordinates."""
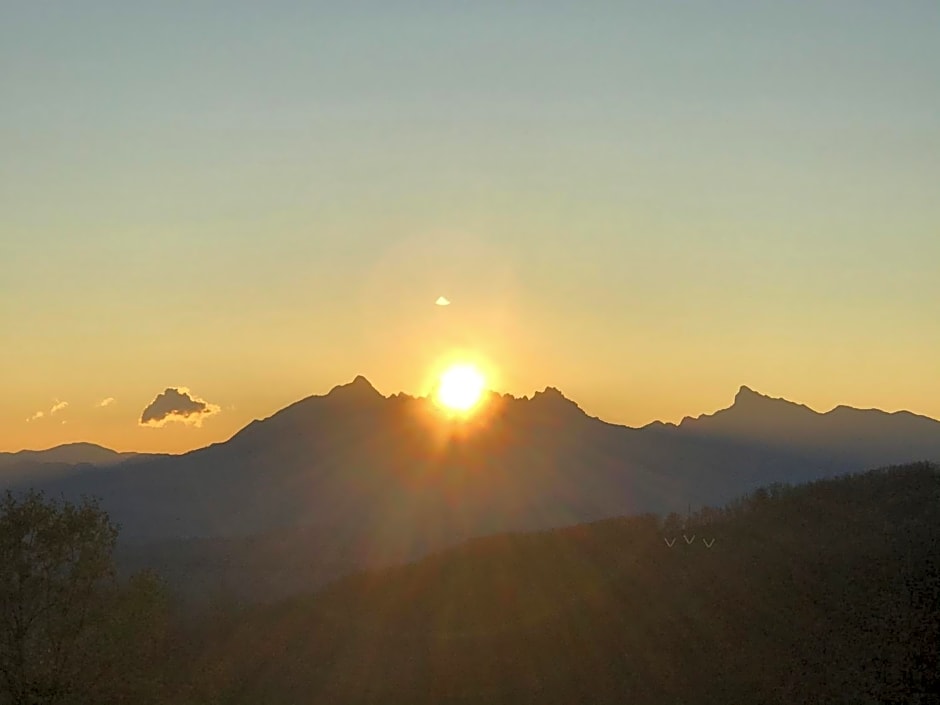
[
  {"left": 182, "top": 462, "right": 940, "bottom": 704},
  {"left": 0, "top": 491, "right": 170, "bottom": 705},
  {"left": 4, "top": 464, "right": 940, "bottom": 704}
]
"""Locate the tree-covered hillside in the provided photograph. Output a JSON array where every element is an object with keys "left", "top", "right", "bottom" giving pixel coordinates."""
[{"left": 175, "top": 462, "right": 939, "bottom": 705}]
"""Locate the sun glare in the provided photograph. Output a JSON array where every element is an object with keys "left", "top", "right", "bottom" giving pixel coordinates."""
[{"left": 436, "top": 364, "right": 486, "bottom": 413}]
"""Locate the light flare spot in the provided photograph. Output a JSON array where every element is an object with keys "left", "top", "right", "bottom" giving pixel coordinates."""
[{"left": 436, "top": 364, "right": 486, "bottom": 412}]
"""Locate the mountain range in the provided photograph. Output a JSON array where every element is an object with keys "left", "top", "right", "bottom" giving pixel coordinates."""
[
  {"left": 0, "top": 441, "right": 143, "bottom": 467},
  {"left": 5, "top": 378, "right": 940, "bottom": 599},
  {"left": 0, "top": 442, "right": 150, "bottom": 485}
]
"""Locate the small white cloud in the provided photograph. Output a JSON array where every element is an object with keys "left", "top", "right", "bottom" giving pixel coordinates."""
[
  {"left": 435, "top": 296, "right": 451, "bottom": 306},
  {"left": 26, "top": 399, "right": 71, "bottom": 422},
  {"left": 97, "top": 397, "right": 115, "bottom": 408},
  {"left": 140, "top": 387, "right": 221, "bottom": 428}
]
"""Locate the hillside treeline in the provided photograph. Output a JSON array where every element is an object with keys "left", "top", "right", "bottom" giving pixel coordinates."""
[{"left": 2, "top": 463, "right": 938, "bottom": 704}]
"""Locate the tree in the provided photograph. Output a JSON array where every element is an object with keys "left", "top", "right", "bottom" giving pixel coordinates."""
[
  {"left": 662, "top": 511, "right": 683, "bottom": 536},
  {"left": 0, "top": 490, "right": 167, "bottom": 705}
]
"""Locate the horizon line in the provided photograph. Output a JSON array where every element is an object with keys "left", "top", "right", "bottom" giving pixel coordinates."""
[{"left": 5, "top": 377, "right": 939, "bottom": 456}]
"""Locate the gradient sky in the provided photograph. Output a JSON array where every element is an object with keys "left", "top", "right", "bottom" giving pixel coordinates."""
[{"left": 2, "top": 1, "right": 939, "bottom": 453}]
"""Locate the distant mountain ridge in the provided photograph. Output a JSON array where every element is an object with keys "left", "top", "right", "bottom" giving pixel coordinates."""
[
  {"left": 9, "top": 384, "right": 936, "bottom": 462},
  {"left": 5, "top": 375, "right": 940, "bottom": 524},
  {"left": 668, "top": 385, "right": 940, "bottom": 467},
  {"left": 0, "top": 442, "right": 155, "bottom": 486},
  {"left": 5, "top": 378, "right": 940, "bottom": 600},
  {"left": 0, "top": 441, "right": 140, "bottom": 468}
]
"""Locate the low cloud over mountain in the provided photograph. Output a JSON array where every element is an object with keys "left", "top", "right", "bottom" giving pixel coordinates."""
[{"left": 140, "top": 387, "right": 220, "bottom": 428}]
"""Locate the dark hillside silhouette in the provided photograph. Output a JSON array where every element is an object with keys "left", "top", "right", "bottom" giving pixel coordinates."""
[{"left": 171, "top": 462, "right": 940, "bottom": 704}]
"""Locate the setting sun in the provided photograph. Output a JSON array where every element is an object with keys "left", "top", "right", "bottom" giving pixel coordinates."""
[{"left": 436, "top": 364, "right": 486, "bottom": 412}]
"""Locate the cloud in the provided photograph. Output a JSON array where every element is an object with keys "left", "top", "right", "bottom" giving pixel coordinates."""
[
  {"left": 139, "top": 387, "right": 220, "bottom": 428},
  {"left": 97, "top": 397, "right": 115, "bottom": 408},
  {"left": 50, "top": 399, "right": 69, "bottom": 415},
  {"left": 435, "top": 296, "right": 451, "bottom": 306},
  {"left": 26, "top": 398, "right": 69, "bottom": 422}
]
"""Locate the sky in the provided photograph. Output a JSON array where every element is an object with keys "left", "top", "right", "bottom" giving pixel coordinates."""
[{"left": 2, "top": 1, "right": 939, "bottom": 453}]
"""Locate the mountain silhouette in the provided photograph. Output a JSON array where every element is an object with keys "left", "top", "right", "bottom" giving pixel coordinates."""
[
  {"left": 0, "top": 441, "right": 138, "bottom": 468},
  {"left": 0, "top": 442, "right": 150, "bottom": 485},
  {"left": 5, "top": 378, "right": 940, "bottom": 599},
  {"left": 674, "top": 385, "right": 940, "bottom": 465}
]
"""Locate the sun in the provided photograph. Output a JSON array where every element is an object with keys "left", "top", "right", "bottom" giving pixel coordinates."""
[{"left": 436, "top": 364, "right": 486, "bottom": 413}]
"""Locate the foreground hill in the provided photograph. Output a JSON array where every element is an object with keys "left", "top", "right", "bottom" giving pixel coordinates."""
[{"left": 173, "top": 463, "right": 940, "bottom": 705}]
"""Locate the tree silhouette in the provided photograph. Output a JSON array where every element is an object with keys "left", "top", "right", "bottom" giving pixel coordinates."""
[
  {"left": 0, "top": 490, "right": 169, "bottom": 705},
  {"left": 0, "top": 491, "right": 117, "bottom": 704}
]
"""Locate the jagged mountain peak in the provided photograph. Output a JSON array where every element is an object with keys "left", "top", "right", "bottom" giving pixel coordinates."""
[
  {"left": 526, "top": 386, "right": 588, "bottom": 418},
  {"left": 227, "top": 375, "right": 384, "bottom": 445},
  {"left": 533, "top": 386, "right": 570, "bottom": 400},
  {"left": 724, "top": 386, "right": 821, "bottom": 421},
  {"left": 327, "top": 375, "right": 383, "bottom": 400},
  {"left": 678, "top": 386, "right": 816, "bottom": 432},
  {"left": 732, "top": 385, "right": 805, "bottom": 409},
  {"left": 734, "top": 385, "right": 763, "bottom": 402}
]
